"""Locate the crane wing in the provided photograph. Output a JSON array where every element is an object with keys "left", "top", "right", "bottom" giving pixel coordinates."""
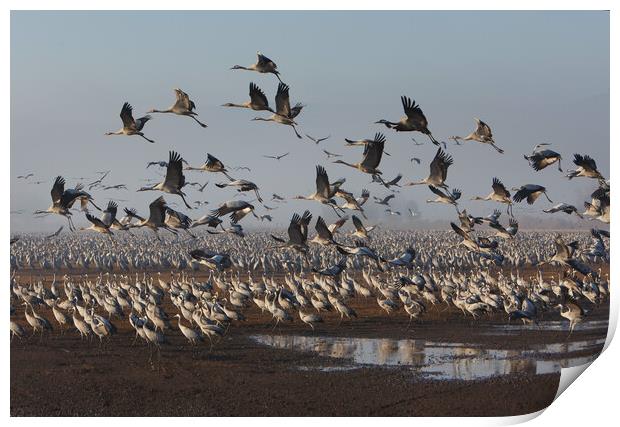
[
  {"left": 492, "top": 177, "right": 510, "bottom": 198},
  {"left": 120, "top": 102, "right": 136, "bottom": 129},
  {"left": 315, "top": 165, "right": 330, "bottom": 197},
  {"left": 148, "top": 196, "right": 167, "bottom": 224},
  {"left": 352, "top": 215, "right": 364, "bottom": 232},
  {"left": 51, "top": 176, "right": 65, "bottom": 203},
  {"left": 401, "top": 96, "right": 428, "bottom": 126},
  {"left": 249, "top": 82, "right": 270, "bottom": 109},
  {"left": 275, "top": 83, "right": 292, "bottom": 117},
  {"left": 165, "top": 151, "right": 186, "bottom": 189},
  {"left": 315, "top": 216, "right": 332, "bottom": 239}
]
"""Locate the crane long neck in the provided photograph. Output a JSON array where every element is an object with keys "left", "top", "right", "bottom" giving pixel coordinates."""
[
  {"left": 335, "top": 160, "right": 356, "bottom": 169},
  {"left": 139, "top": 184, "right": 159, "bottom": 192}
]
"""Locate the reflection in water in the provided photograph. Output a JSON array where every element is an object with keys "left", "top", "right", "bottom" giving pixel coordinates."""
[
  {"left": 491, "top": 320, "right": 608, "bottom": 333},
  {"left": 251, "top": 334, "right": 604, "bottom": 381}
]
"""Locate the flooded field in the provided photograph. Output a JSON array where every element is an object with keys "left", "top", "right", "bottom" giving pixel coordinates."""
[
  {"left": 252, "top": 332, "right": 604, "bottom": 381},
  {"left": 10, "top": 267, "right": 609, "bottom": 416}
]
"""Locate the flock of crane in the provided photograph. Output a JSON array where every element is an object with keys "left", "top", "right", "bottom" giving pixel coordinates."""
[{"left": 11, "top": 51, "right": 610, "bottom": 353}]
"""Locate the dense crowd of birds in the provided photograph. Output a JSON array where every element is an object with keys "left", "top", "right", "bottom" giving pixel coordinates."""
[{"left": 11, "top": 51, "right": 610, "bottom": 351}]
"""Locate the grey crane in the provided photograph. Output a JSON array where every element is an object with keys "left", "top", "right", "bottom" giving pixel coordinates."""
[
  {"left": 231, "top": 52, "right": 283, "bottom": 82},
  {"left": 270, "top": 210, "right": 313, "bottom": 255},
  {"left": 512, "top": 184, "right": 553, "bottom": 205},
  {"left": 540, "top": 237, "right": 594, "bottom": 276},
  {"left": 333, "top": 133, "right": 386, "bottom": 177},
  {"left": 309, "top": 216, "right": 340, "bottom": 247},
  {"left": 523, "top": 143, "right": 563, "bottom": 172},
  {"left": 190, "top": 249, "right": 233, "bottom": 271},
  {"left": 543, "top": 203, "right": 583, "bottom": 219},
  {"left": 293, "top": 165, "right": 345, "bottom": 216},
  {"left": 471, "top": 178, "right": 514, "bottom": 216},
  {"left": 452, "top": 118, "right": 503, "bottom": 153},
  {"left": 375, "top": 96, "right": 440, "bottom": 145},
  {"left": 566, "top": 154, "right": 604, "bottom": 180},
  {"left": 148, "top": 88, "right": 207, "bottom": 128},
  {"left": 185, "top": 153, "right": 234, "bottom": 180},
  {"left": 252, "top": 82, "right": 303, "bottom": 139},
  {"left": 105, "top": 102, "right": 154, "bottom": 143},
  {"left": 138, "top": 151, "right": 192, "bottom": 209},
  {"left": 210, "top": 200, "right": 256, "bottom": 223},
  {"left": 223, "top": 82, "right": 274, "bottom": 112},
  {"left": 405, "top": 148, "right": 453, "bottom": 189},
  {"left": 305, "top": 134, "right": 330, "bottom": 144},
  {"left": 262, "top": 152, "right": 289, "bottom": 160},
  {"left": 351, "top": 215, "right": 376, "bottom": 239},
  {"left": 426, "top": 185, "right": 461, "bottom": 207},
  {"left": 215, "top": 179, "right": 263, "bottom": 203},
  {"left": 123, "top": 196, "right": 177, "bottom": 240},
  {"left": 34, "top": 176, "right": 101, "bottom": 231}
]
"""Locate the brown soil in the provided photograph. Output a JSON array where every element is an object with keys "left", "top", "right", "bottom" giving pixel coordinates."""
[{"left": 10, "top": 266, "right": 609, "bottom": 417}]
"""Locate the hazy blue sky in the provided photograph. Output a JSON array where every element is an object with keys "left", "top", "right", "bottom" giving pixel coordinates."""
[{"left": 11, "top": 11, "right": 609, "bottom": 232}]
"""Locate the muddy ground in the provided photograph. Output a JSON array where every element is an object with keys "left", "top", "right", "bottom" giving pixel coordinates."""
[{"left": 10, "top": 267, "right": 609, "bottom": 416}]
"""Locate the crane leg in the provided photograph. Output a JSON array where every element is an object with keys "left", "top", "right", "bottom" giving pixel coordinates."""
[
  {"left": 190, "top": 115, "right": 208, "bottom": 128},
  {"left": 177, "top": 194, "right": 192, "bottom": 210},
  {"left": 67, "top": 216, "right": 76, "bottom": 232},
  {"left": 139, "top": 133, "right": 155, "bottom": 144},
  {"left": 427, "top": 133, "right": 440, "bottom": 146},
  {"left": 291, "top": 125, "right": 302, "bottom": 139}
]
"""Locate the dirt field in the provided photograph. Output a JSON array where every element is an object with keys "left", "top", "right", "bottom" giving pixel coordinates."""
[{"left": 10, "top": 267, "right": 609, "bottom": 417}]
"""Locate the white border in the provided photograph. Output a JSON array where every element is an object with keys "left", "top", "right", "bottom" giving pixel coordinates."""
[{"left": 4, "top": 1, "right": 617, "bottom": 425}]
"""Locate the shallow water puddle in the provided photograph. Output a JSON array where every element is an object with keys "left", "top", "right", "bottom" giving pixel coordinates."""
[
  {"left": 490, "top": 319, "right": 608, "bottom": 333},
  {"left": 250, "top": 334, "right": 604, "bottom": 381}
]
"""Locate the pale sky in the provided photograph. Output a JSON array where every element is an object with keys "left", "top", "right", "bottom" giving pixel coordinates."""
[{"left": 10, "top": 11, "right": 609, "bottom": 232}]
